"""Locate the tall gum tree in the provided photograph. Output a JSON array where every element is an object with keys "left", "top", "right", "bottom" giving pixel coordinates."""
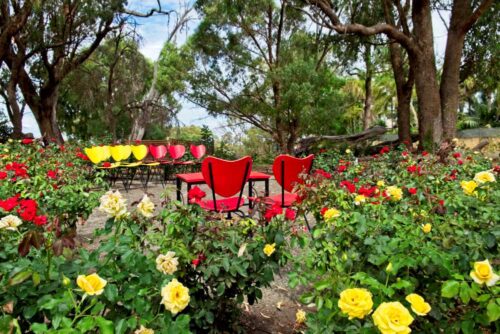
[
  {"left": 307, "top": 0, "right": 494, "bottom": 149},
  {"left": 4, "top": 0, "right": 126, "bottom": 143},
  {"left": 188, "top": 0, "right": 345, "bottom": 153}
]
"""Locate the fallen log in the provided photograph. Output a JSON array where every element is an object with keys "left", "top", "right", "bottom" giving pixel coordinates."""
[
  {"left": 295, "top": 126, "right": 388, "bottom": 154},
  {"left": 472, "top": 140, "right": 489, "bottom": 151}
]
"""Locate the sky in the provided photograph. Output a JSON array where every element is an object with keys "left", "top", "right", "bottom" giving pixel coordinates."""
[{"left": 13, "top": 1, "right": 449, "bottom": 137}]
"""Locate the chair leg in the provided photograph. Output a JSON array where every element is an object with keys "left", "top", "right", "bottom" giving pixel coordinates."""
[{"left": 303, "top": 213, "right": 312, "bottom": 232}]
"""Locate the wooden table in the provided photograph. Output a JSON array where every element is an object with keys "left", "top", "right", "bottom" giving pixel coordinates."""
[{"left": 176, "top": 171, "right": 271, "bottom": 207}]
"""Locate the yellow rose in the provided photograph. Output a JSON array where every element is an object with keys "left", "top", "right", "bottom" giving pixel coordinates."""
[
  {"left": 470, "top": 259, "right": 499, "bottom": 286},
  {"left": 263, "top": 243, "right": 276, "bottom": 257},
  {"left": 156, "top": 252, "right": 179, "bottom": 275},
  {"left": 137, "top": 194, "right": 155, "bottom": 218},
  {"left": 99, "top": 190, "right": 128, "bottom": 218},
  {"left": 372, "top": 302, "right": 414, "bottom": 334},
  {"left": 422, "top": 223, "right": 432, "bottom": 233},
  {"left": 386, "top": 186, "right": 403, "bottom": 201},
  {"left": 474, "top": 171, "right": 495, "bottom": 184},
  {"left": 76, "top": 273, "right": 107, "bottom": 296},
  {"left": 134, "top": 325, "right": 154, "bottom": 334},
  {"left": 354, "top": 195, "right": 366, "bottom": 205},
  {"left": 460, "top": 180, "right": 477, "bottom": 196},
  {"left": 338, "top": 288, "right": 373, "bottom": 320},
  {"left": 323, "top": 208, "right": 341, "bottom": 220},
  {"left": 161, "top": 279, "right": 190, "bottom": 315},
  {"left": 0, "top": 215, "right": 23, "bottom": 231},
  {"left": 295, "top": 309, "right": 306, "bottom": 324},
  {"left": 405, "top": 293, "right": 431, "bottom": 316},
  {"left": 377, "top": 180, "right": 385, "bottom": 187}
]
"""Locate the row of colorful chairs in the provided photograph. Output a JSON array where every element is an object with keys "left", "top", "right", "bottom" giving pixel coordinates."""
[
  {"left": 84, "top": 144, "right": 207, "bottom": 190},
  {"left": 84, "top": 144, "right": 206, "bottom": 165}
]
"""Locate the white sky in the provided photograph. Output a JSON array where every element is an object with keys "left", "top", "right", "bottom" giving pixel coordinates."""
[{"left": 13, "top": 2, "right": 450, "bottom": 137}]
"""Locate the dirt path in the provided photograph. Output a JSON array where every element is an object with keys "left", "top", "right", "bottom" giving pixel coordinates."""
[{"left": 77, "top": 178, "right": 307, "bottom": 334}]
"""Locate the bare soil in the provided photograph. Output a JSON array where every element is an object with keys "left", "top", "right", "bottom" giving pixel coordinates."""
[{"left": 76, "top": 178, "right": 308, "bottom": 334}]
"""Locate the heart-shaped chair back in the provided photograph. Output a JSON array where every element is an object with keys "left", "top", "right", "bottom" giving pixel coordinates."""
[
  {"left": 131, "top": 145, "right": 148, "bottom": 161},
  {"left": 169, "top": 145, "right": 186, "bottom": 160},
  {"left": 149, "top": 145, "right": 167, "bottom": 160},
  {"left": 190, "top": 144, "right": 206, "bottom": 160}
]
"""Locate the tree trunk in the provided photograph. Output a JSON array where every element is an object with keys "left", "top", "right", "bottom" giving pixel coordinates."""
[
  {"left": 362, "top": 45, "right": 375, "bottom": 130},
  {"left": 6, "top": 79, "right": 24, "bottom": 138},
  {"left": 440, "top": 0, "right": 470, "bottom": 140},
  {"left": 36, "top": 87, "right": 64, "bottom": 144},
  {"left": 412, "top": 0, "right": 442, "bottom": 150}
]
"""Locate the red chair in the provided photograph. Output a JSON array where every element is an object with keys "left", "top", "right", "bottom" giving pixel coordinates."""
[
  {"left": 199, "top": 156, "right": 252, "bottom": 217},
  {"left": 190, "top": 144, "right": 206, "bottom": 160},
  {"left": 169, "top": 145, "right": 186, "bottom": 161},
  {"left": 264, "top": 154, "right": 314, "bottom": 207},
  {"left": 149, "top": 145, "right": 168, "bottom": 161}
]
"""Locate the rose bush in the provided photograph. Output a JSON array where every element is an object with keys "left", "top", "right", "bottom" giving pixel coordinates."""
[
  {"left": 290, "top": 146, "right": 499, "bottom": 333},
  {"left": 1, "top": 185, "right": 292, "bottom": 333}
]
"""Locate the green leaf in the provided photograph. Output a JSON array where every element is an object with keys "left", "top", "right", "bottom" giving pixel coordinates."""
[
  {"left": 486, "top": 300, "right": 500, "bottom": 322},
  {"left": 115, "top": 318, "right": 127, "bottom": 334},
  {"left": 95, "top": 316, "right": 114, "bottom": 334},
  {"left": 30, "top": 323, "right": 48, "bottom": 334},
  {"left": 8, "top": 270, "right": 32, "bottom": 286},
  {"left": 459, "top": 282, "right": 471, "bottom": 304},
  {"left": 441, "top": 280, "right": 460, "bottom": 298},
  {"left": 76, "top": 317, "right": 96, "bottom": 333},
  {"left": 314, "top": 280, "right": 331, "bottom": 291},
  {"left": 104, "top": 284, "right": 119, "bottom": 303}
]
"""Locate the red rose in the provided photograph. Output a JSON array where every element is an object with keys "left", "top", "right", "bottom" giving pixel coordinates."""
[
  {"left": 337, "top": 165, "right": 347, "bottom": 173},
  {"left": 47, "top": 169, "right": 58, "bottom": 179},
  {"left": 34, "top": 215, "right": 48, "bottom": 226},
  {"left": 313, "top": 169, "right": 332, "bottom": 179},
  {"left": 380, "top": 146, "right": 390, "bottom": 154},
  {"left": 353, "top": 177, "right": 359, "bottom": 183},
  {"left": 457, "top": 159, "right": 463, "bottom": 165},
  {"left": 408, "top": 187, "right": 417, "bottom": 195},
  {"left": 402, "top": 151, "right": 409, "bottom": 157},
  {"left": 66, "top": 162, "right": 74, "bottom": 167},
  {"left": 191, "top": 258, "right": 200, "bottom": 268},
  {"left": 17, "top": 199, "right": 38, "bottom": 221},
  {"left": 320, "top": 207, "right": 328, "bottom": 216},
  {"left": 422, "top": 151, "right": 429, "bottom": 156},
  {"left": 76, "top": 152, "right": 89, "bottom": 161},
  {"left": 285, "top": 208, "right": 296, "bottom": 221},
  {"left": 264, "top": 203, "right": 283, "bottom": 222},
  {"left": 188, "top": 186, "right": 206, "bottom": 203},
  {"left": 453, "top": 152, "right": 461, "bottom": 159},
  {"left": 407, "top": 165, "right": 417, "bottom": 173},
  {"left": 21, "top": 138, "right": 33, "bottom": 145},
  {"left": 0, "top": 196, "right": 19, "bottom": 211},
  {"left": 0, "top": 171, "right": 7, "bottom": 180},
  {"left": 439, "top": 199, "right": 444, "bottom": 206},
  {"left": 340, "top": 180, "right": 356, "bottom": 193}
]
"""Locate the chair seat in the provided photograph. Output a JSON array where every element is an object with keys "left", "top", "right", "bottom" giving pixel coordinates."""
[
  {"left": 120, "top": 162, "right": 143, "bottom": 167},
  {"left": 199, "top": 197, "right": 245, "bottom": 212},
  {"left": 177, "top": 172, "right": 203, "bottom": 183},
  {"left": 143, "top": 162, "right": 160, "bottom": 167},
  {"left": 174, "top": 160, "right": 195, "bottom": 165},
  {"left": 263, "top": 193, "right": 298, "bottom": 207},
  {"left": 249, "top": 171, "right": 272, "bottom": 180}
]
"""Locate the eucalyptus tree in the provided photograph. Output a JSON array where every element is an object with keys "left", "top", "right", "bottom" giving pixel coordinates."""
[
  {"left": 306, "top": 0, "right": 495, "bottom": 148},
  {"left": 188, "top": 0, "right": 347, "bottom": 153},
  {"left": 58, "top": 32, "right": 153, "bottom": 140}
]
